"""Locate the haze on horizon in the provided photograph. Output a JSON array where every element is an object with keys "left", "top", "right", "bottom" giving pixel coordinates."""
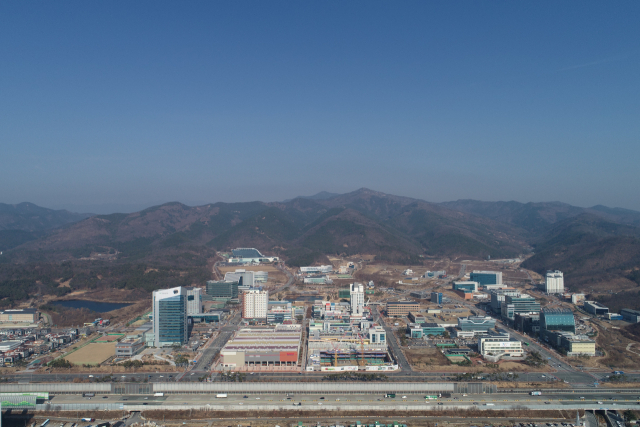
[{"left": 1, "top": 1, "right": 639, "bottom": 214}]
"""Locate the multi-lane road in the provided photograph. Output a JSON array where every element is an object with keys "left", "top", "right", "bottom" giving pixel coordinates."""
[{"left": 48, "top": 391, "right": 640, "bottom": 411}]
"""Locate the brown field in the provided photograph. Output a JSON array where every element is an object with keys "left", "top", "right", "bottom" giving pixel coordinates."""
[
  {"left": 64, "top": 342, "right": 116, "bottom": 365},
  {"left": 404, "top": 348, "right": 553, "bottom": 373}
]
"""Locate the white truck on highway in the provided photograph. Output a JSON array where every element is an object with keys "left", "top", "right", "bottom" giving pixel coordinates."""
[
  {"left": 530, "top": 391, "right": 542, "bottom": 396},
  {"left": 154, "top": 393, "right": 164, "bottom": 397},
  {"left": 216, "top": 394, "right": 227, "bottom": 398}
]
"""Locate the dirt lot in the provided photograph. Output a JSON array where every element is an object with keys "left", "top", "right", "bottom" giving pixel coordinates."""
[
  {"left": 20, "top": 408, "right": 581, "bottom": 427},
  {"left": 403, "top": 348, "right": 553, "bottom": 373},
  {"left": 64, "top": 342, "right": 116, "bottom": 365},
  {"left": 563, "top": 318, "right": 640, "bottom": 370}
]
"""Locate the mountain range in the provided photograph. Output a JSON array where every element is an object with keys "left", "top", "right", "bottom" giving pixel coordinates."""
[{"left": 1, "top": 189, "right": 639, "bottom": 307}]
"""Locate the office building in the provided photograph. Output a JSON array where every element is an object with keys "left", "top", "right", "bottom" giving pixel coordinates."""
[
  {"left": 457, "top": 316, "right": 496, "bottom": 332},
  {"left": 184, "top": 287, "right": 202, "bottom": 316},
  {"left": 477, "top": 331, "right": 523, "bottom": 360},
  {"left": 350, "top": 283, "right": 365, "bottom": 317},
  {"left": 540, "top": 307, "right": 576, "bottom": 334},
  {"left": 115, "top": 336, "right": 145, "bottom": 357},
  {"left": 452, "top": 281, "right": 478, "bottom": 292},
  {"left": 152, "top": 287, "right": 188, "bottom": 347},
  {"left": 501, "top": 294, "right": 540, "bottom": 321},
  {"left": 242, "top": 289, "right": 269, "bottom": 319},
  {"left": 470, "top": 271, "right": 502, "bottom": 286},
  {"left": 408, "top": 323, "right": 445, "bottom": 338},
  {"left": 225, "top": 269, "right": 255, "bottom": 287},
  {"left": 386, "top": 301, "right": 420, "bottom": 317},
  {"left": 489, "top": 289, "right": 519, "bottom": 313},
  {"left": 205, "top": 280, "right": 239, "bottom": 301},
  {"left": 254, "top": 271, "right": 268, "bottom": 283},
  {"left": 408, "top": 312, "right": 426, "bottom": 324},
  {"left": 545, "top": 270, "right": 564, "bottom": 294},
  {"left": 621, "top": 309, "right": 640, "bottom": 323},
  {"left": 514, "top": 313, "right": 540, "bottom": 334},
  {"left": 267, "top": 301, "right": 293, "bottom": 324},
  {"left": 430, "top": 292, "right": 443, "bottom": 305},
  {"left": 583, "top": 301, "right": 609, "bottom": 316},
  {"left": 368, "top": 326, "right": 386, "bottom": 344}
]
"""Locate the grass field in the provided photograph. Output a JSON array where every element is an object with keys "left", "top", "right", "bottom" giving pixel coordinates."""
[{"left": 64, "top": 342, "right": 116, "bottom": 365}]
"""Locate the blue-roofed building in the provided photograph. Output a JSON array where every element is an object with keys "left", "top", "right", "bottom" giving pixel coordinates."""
[{"left": 232, "top": 248, "right": 264, "bottom": 258}]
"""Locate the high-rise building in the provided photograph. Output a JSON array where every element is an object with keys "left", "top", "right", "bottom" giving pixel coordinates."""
[
  {"left": 350, "top": 283, "right": 365, "bottom": 316},
  {"left": 242, "top": 289, "right": 269, "bottom": 319},
  {"left": 545, "top": 270, "right": 564, "bottom": 294},
  {"left": 470, "top": 271, "right": 502, "bottom": 286},
  {"left": 152, "top": 287, "right": 188, "bottom": 347},
  {"left": 206, "top": 280, "right": 239, "bottom": 300},
  {"left": 431, "top": 292, "right": 443, "bottom": 305},
  {"left": 184, "top": 287, "right": 202, "bottom": 316}
]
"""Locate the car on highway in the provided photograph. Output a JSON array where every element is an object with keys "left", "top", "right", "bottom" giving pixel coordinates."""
[
  {"left": 598, "top": 402, "right": 603, "bottom": 404},
  {"left": 243, "top": 395, "right": 248, "bottom": 398}
]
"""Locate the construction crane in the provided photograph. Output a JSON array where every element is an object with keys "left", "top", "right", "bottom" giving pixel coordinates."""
[{"left": 356, "top": 333, "right": 366, "bottom": 368}]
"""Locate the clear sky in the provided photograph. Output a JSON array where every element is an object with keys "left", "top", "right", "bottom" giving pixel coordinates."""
[{"left": 1, "top": 1, "right": 639, "bottom": 214}]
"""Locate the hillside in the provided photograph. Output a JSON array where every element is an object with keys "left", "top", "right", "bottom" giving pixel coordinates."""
[
  {"left": 440, "top": 199, "right": 640, "bottom": 235},
  {"left": 521, "top": 214, "right": 640, "bottom": 294},
  {"left": 0, "top": 202, "right": 92, "bottom": 232},
  {"left": 2, "top": 190, "right": 640, "bottom": 308}
]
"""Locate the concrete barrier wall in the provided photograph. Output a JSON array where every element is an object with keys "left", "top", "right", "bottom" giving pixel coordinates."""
[
  {"left": 33, "top": 403, "right": 640, "bottom": 412},
  {"left": 153, "top": 382, "right": 457, "bottom": 394}
]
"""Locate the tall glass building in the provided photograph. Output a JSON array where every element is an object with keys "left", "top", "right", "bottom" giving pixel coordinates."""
[{"left": 153, "top": 287, "right": 188, "bottom": 347}]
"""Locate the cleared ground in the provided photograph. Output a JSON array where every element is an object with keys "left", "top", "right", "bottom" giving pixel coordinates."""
[{"left": 64, "top": 342, "right": 116, "bottom": 365}]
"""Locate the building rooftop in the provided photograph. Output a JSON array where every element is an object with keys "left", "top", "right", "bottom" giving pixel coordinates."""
[
  {"left": 232, "top": 248, "right": 264, "bottom": 258},
  {"left": 622, "top": 308, "right": 640, "bottom": 315},
  {"left": 584, "top": 301, "right": 608, "bottom": 308}
]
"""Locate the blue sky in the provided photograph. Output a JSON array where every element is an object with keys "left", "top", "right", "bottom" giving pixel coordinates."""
[{"left": 1, "top": 1, "right": 639, "bottom": 213}]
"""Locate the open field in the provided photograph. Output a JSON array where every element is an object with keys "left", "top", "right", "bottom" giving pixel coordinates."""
[
  {"left": 404, "top": 348, "right": 553, "bottom": 373},
  {"left": 64, "top": 342, "right": 116, "bottom": 365}
]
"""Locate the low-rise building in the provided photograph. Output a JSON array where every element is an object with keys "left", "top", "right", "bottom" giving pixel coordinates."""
[
  {"left": 477, "top": 331, "right": 523, "bottom": 361},
  {"left": 219, "top": 324, "right": 302, "bottom": 368},
  {"left": 457, "top": 316, "right": 496, "bottom": 332},
  {"left": 452, "top": 281, "right": 478, "bottom": 292},
  {"left": 115, "top": 336, "right": 145, "bottom": 357},
  {"left": 583, "top": 301, "right": 608, "bottom": 316},
  {"left": 386, "top": 301, "right": 420, "bottom": 317},
  {"left": 408, "top": 312, "right": 426, "bottom": 324},
  {"left": 621, "top": 309, "right": 640, "bottom": 323},
  {"left": 0, "top": 308, "right": 37, "bottom": 323},
  {"left": 408, "top": 322, "right": 446, "bottom": 338}
]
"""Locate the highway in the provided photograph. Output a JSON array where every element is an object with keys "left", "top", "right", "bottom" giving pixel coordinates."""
[{"left": 48, "top": 391, "right": 640, "bottom": 410}]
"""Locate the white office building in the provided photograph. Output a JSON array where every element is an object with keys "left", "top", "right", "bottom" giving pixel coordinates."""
[
  {"left": 185, "top": 287, "right": 202, "bottom": 316},
  {"left": 350, "top": 283, "right": 365, "bottom": 317},
  {"left": 545, "top": 270, "right": 564, "bottom": 294},
  {"left": 477, "top": 331, "right": 523, "bottom": 361},
  {"left": 242, "top": 289, "right": 269, "bottom": 319}
]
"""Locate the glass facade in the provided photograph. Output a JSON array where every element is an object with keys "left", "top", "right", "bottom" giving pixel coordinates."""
[
  {"left": 458, "top": 316, "right": 496, "bottom": 331},
  {"left": 206, "top": 280, "right": 239, "bottom": 298},
  {"left": 470, "top": 271, "right": 502, "bottom": 286},
  {"left": 501, "top": 294, "right": 540, "bottom": 320},
  {"left": 541, "top": 308, "right": 575, "bottom": 333},
  {"left": 157, "top": 295, "right": 186, "bottom": 345}
]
